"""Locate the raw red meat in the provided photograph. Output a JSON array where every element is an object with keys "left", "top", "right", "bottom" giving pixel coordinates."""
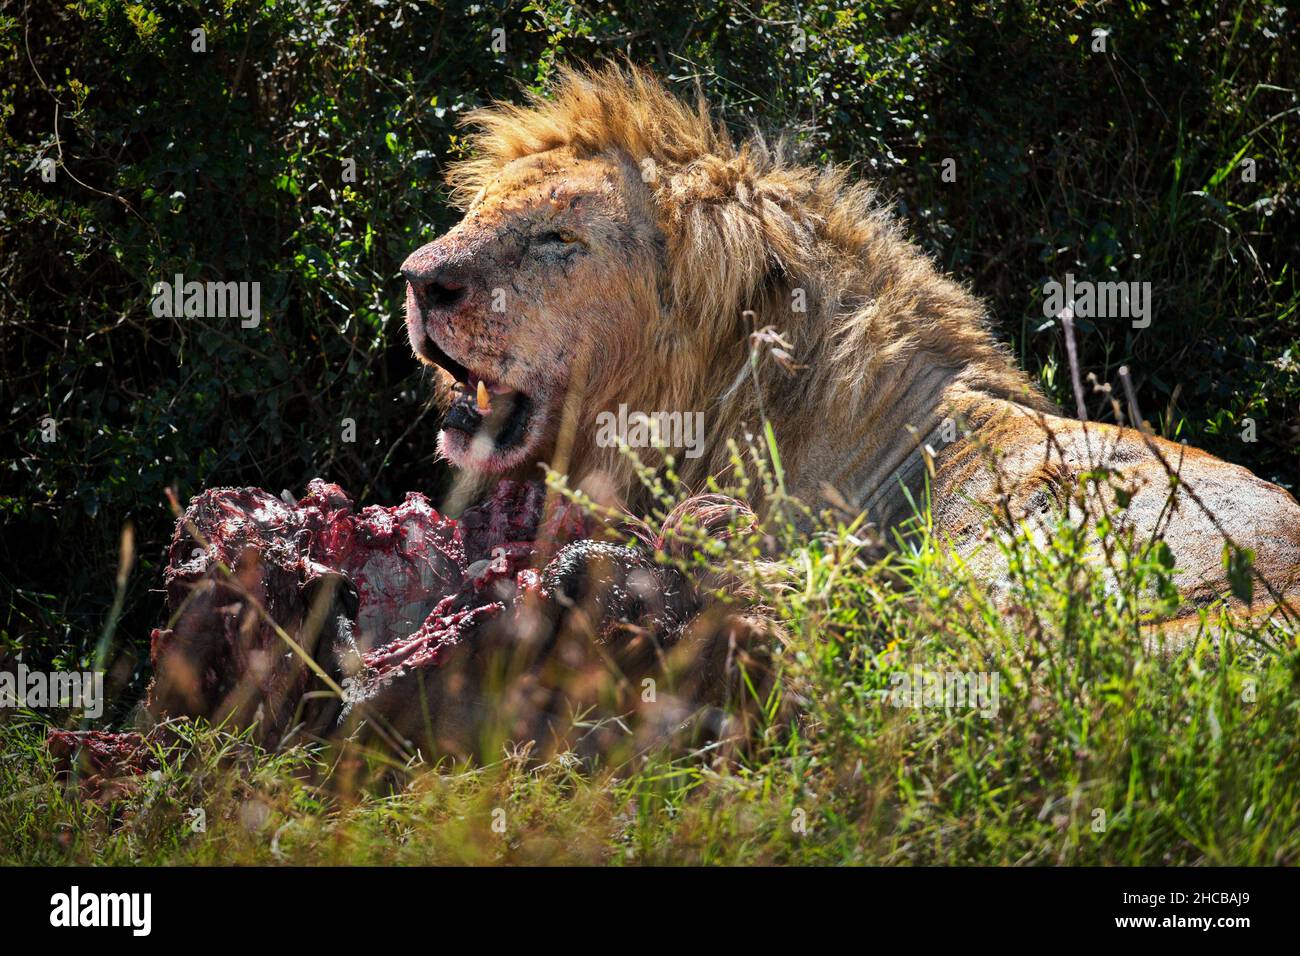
[
  {"left": 48, "top": 481, "right": 777, "bottom": 782},
  {"left": 46, "top": 727, "right": 159, "bottom": 803},
  {"left": 143, "top": 478, "right": 595, "bottom": 737}
]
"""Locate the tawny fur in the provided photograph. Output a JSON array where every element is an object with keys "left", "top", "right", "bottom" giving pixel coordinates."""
[{"left": 405, "top": 64, "right": 1300, "bottom": 624}]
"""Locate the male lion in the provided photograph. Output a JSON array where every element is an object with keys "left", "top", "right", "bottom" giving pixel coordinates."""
[{"left": 403, "top": 65, "right": 1300, "bottom": 625}]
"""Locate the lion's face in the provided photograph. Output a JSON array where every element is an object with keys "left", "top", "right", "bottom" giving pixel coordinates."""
[{"left": 403, "top": 147, "right": 662, "bottom": 474}]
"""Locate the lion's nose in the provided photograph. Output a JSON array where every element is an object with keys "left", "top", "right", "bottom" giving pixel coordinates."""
[
  {"left": 402, "top": 252, "right": 469, "bottom": 312},
  {"left": 409, "top": 273, "right": 467, "bottom": 310}
]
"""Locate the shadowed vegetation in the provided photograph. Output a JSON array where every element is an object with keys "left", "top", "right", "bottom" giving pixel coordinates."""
[{"left": 1, "top": 1, "right": 1298, "bottom": 864}]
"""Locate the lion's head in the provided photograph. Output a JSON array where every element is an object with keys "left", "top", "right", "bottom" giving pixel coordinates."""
[
  {"left": 399, "top": 66, "right": 1300, "bottom": 634},
  {"left": 404, "top": 65, "right": 1041, "bottom": 513},
  {"left": 403, "top": 141, "right": 662, "bottom": 475}
]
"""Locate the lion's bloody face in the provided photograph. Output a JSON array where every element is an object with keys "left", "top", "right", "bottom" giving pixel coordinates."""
[{"left": 403, "top": 147, "right": 662, "bottom": 475}]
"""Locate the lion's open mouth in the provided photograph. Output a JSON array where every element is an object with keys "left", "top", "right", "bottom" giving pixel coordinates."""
[
  {"left": 418, "top": 335, "right": 541, "bottom": 469},
  {"left": 444, "top": 378, "right": 534, "bottom": 450}
]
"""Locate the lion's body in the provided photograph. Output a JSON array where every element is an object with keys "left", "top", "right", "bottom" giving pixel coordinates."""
[
  {"left": 402, "top": 65, "right": 1300, "bottom": 622},
  {"left": 931, "top": 400, "right": 1300, "bottom": 620}
]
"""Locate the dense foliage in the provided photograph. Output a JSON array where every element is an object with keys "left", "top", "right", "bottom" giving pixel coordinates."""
[
  {"left": 1, "top": 1, "right": 1298, "bottom": 865},
  {"left": 4, "top": 1, "right": 1297, "bottom": 672}
]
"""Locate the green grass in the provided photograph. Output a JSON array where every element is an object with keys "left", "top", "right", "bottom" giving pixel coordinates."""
[
  {"left": 5, "top": 466, "right": 1298, "bottom": 866},
  {"left": 3, "top": 0, "right": 1298, "bottom": 867}
]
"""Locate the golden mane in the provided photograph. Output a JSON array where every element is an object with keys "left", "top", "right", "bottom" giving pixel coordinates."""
[
  {"left": 427, "top": 65, "right": 1300, "bottom": 630},
  {"left": 447, "top": 64, "right": 1050, "bottom": 507}
]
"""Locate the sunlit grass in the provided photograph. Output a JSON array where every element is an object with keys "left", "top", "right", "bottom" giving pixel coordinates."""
[{"left": 5, "top": 456, "right": 1297, "bottom": 866}]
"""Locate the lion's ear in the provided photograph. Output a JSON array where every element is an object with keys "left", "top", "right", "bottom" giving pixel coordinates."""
[{"left": 659, "top": 152, "right": 813, "bottom": 327}]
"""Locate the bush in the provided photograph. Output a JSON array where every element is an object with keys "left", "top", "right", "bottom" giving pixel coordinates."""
[{"left": 1, "top": 0, "right": 1297, "bottom": 791}]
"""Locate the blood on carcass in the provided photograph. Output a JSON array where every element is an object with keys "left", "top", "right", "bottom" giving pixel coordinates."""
[
  {"left": 47, "top": 482, "right": 767, "bottom": 788},
  {"left": 142, "top": 478, "right": 588, "bottom": 730}
]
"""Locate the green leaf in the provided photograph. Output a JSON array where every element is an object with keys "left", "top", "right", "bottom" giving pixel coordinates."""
[
  {"left": 1223, "top": 543, "right": 1255, "bottom": 604},
  {"left": 764, "top": 420, "right": 786, "bottom": 495}
]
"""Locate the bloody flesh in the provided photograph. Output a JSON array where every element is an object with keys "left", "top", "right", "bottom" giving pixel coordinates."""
[
  {"left": 46, "top": 480, "right": 765, "bottom": 786},
  {"left": 143, "top": 478, "right": 597, "bottom": 729}
]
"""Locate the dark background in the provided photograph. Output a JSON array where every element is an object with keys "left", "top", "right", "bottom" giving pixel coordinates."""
[{"left": 2, "top": 0, "right": 1297, "bottom": 706}]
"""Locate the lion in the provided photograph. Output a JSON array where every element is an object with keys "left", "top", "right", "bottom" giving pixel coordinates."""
[{"left": 402, "top": 64, "right": 1300, "bottom": 625}]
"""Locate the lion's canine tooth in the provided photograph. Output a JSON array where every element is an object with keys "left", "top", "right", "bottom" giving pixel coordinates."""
[{"left": 476, "top": 380, "right": 491, "bottom": 414}]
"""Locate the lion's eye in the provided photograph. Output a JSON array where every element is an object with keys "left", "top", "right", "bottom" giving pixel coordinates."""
[{"left": 536, "top": 229, "right": 580, "bottom": 246}]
